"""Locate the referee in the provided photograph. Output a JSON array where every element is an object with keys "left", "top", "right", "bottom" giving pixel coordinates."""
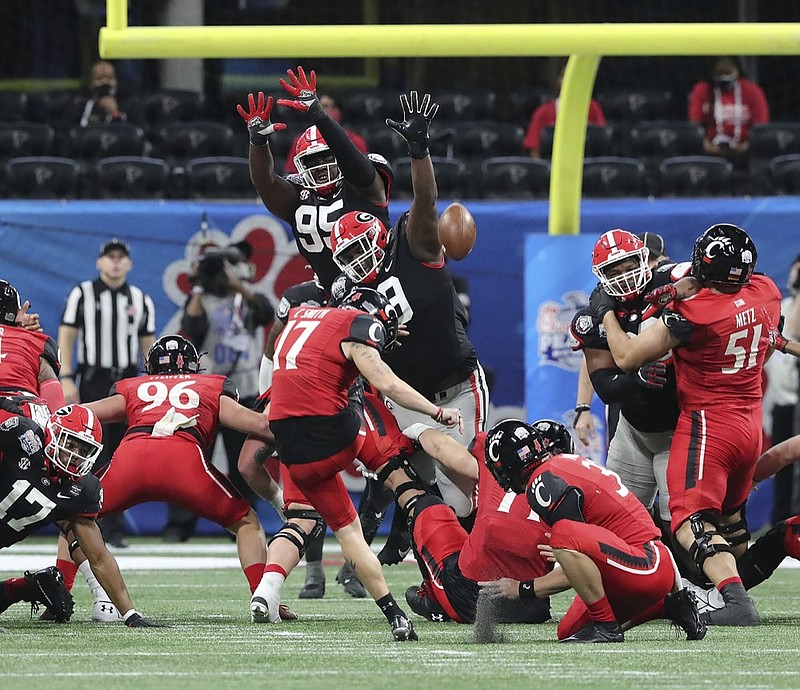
[{"left": 58, "top": 238, "right": 156, "bottom": 548}]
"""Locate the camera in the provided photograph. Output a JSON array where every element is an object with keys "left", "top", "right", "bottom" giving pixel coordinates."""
[{"left": 191, "top": 247, "right": 246, "bottom": 296}]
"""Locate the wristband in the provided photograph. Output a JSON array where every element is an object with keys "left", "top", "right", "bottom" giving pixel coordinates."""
[
  {"left": 59, "top": 373, "right": 75, "bottom": 381},
  {"left": 518, "top": 580, "right": 537, "bottom": 599}
]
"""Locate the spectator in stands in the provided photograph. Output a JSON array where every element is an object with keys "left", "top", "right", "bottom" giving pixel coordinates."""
[
  {"left": 523, "top": 64, "right": 607, "bottom": 159},
  {"left": 283, "top": 94, "right": 367, "bottom": 174},
  {"left": 688, "top": 57, "right": 769, "bottom": 165},
  {"left": 69, "top": 60, "right": 127, "bottom": 128}
]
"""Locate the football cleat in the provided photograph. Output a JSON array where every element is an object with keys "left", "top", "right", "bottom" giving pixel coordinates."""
[
  {"left": 298, "top": 580, "right": 325, "bottom": 599},
  {"left": 700, "top": 595, "right": 761, "bottom": 627},
  {"left": 92, "top": 599, "right": 122, "bottom": 622},
  {"left": 390, "top": 614, "right": 419, "bottom": 642},
  {"left": 23, "top": 567, "right": 73, "bottom": 623},
  {"left": 278, "top": 604, "right": 298, "bottom": 621},
  {"left": 561, "top": 621, "right": 624, "bottom": 643},
  {"left": 336, "top": 563, "right": 367, "bottom": 598},
  {"left": 377, "top": 531, "right": 412, "bottom": 566},
  {"left": 404, "top": 583, "right": 451, "bottom": 622},
  {"left": 681, "top": 579, "right": 724, "bottom": 615},
  {"left": 250, "top": 580, "right": 282, "bottom": 624},
  {"left": 663, "top": 589, "right": 707, "bottom": 640}
]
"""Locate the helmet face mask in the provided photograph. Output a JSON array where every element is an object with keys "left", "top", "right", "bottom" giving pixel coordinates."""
[
  {"left": 691, "top": 223, "right": 757, "bottom": 289},
  {"left": 339, "top": 286, "right": 399, "bottom": 349},
  {"left": 145, "top": 335, "right": 201, "bottom": 375},
  {"left": 484, "top": 420, "right": 549, "bottom": 494},
  {"left": 293, "top": 127, "right": 343, "bottom": 195},
  {"left": 331, "top": 212, "right": 389, "bottom": 284},
  {"left": 0, "top": 280, "right": 21, "bottom": 326},
  {"left": 45, "top": 405, "right": 103, "bottom": 480},
  {"left": 592, "top": 230, "right": 652, "bottom": 302}
]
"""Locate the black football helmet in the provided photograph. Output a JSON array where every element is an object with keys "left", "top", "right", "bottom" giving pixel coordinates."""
[
  {"left": 691, "top": 223, "right": 757, "bottom": 288},
  {"left": 339, "top": 286, "right": 399, "bottom": 349},
  {"left": 532, "top": 419, "right": 574, "bottom": 455},
  {"left": 0, "top": 280, "right": 21, "bottom": 326},
  {"left": 484, "top": 419, "right": 550, "bottom": 494},
  {"left": 145, "top": 335, "right": 200, "bottom": 375}
]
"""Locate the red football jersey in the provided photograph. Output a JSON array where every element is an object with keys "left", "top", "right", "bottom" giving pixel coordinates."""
[
  {"left": 459, "top": 433, "right": 550, "bottom": 581},
  {"left": 111, "top": 374, "right": 237, "bottom": 448},
  {"left": 527, "top": 453, "right": 660, "bottom": 547},
  {"left": 667, "top": 274, "right": 781, "bottom": 409},
  {"left": 0, "top": 325, "right": 60, "bottom": 395},
  {"left": 270, "top": 306, "right": 387, "bottom": 420}
]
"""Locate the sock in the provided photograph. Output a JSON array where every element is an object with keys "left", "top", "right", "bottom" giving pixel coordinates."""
[
  {"left": 718, "top": 576, "right": 743, "bottom": 592},
  {"left": 586, "top": 594, "right": 616, "bottom": 623},
  {"left": 376, "top": 593, "right": 403, "bottom": 622},
  {"left": 244, "top": 563, "right": 266, "bottom": 593},
  {"left": 305, "top": 560, "right": 324, "bottom": 584},
  {"left": 79, "top": 560, "right": 111, "bottom": 603},
  {"left": 57, "top": 559, "right": 78, "bottom": 591},
  {"left": 3, "top": 577, "right": 28, "bottom": 603}
]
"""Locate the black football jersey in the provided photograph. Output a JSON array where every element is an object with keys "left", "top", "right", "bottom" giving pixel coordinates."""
[
  {"left": 276, "top": 279, "right": 327, "bottom": 325},
  {"left": 570, "top": 263, "right": 684, "bottom": 433},
  {"left": 0, "top": 415, "right": 101, "bottom": 548},
  {"left": 287, "top": 159, "right": 392, "bottom": 292}
]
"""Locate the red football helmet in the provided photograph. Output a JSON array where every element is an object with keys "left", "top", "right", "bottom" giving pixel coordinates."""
[
  {"left": 44, "top": 405, "right": 103, "bottom": 480},
  {"left": 591, "top": 229, "right": 652, "bottom": 302},
  {"left": 292, "top": 126, "right": 342, "bottom": 195},
  {"left": 331, "top": 211, "right": 390, "bottom": 284}
]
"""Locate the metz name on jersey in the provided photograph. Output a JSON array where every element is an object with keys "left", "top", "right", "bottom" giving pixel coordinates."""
[
  {"left": 111, "top": 374, "right": 238, "bottom": 448},
  {"left": 0, "top": 413, "right": 101, "bottom": 548}
]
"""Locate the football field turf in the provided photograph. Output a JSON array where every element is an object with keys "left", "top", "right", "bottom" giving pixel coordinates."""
[{"left": 1, "top": 537, "right": 800, "bottom": 690}]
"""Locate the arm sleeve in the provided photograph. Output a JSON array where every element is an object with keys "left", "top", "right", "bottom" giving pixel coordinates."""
[
  {"left": 588, "top": 367, "right": 641, "bottom": 404},
  {"left": 314, "top": 115, "right": 376, "bottom": 188}
]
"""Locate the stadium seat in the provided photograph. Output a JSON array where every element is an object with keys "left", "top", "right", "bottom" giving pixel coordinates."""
[
  {"left": 184, "top": 156, "right": 255, "bottom": 200},
  {"left": 92, "top": 156, "right": 171, "bottom": 199},
  {"left": 4, "top": 156, "right": 80, "bottom": 199},
  {"left": 453, "top": 122, "right": 525, "bottom": 162},
  {"left": 136, "top": 90, "right": 206, "bottom": 129},
  {"left": 68, "top": 123, "right": 146, "bottom": 161},
  {"left": 154, "top": 122, "right": 237, "bottom": 164},
  {"left": 768, "top": 154, "right": 800, "bottom": 195},
  {"left": 629, "top": 121, "right": 705, "bottom": 164},
  {"left": 540, "top": 125, "right": 614, "bottom": 159},
  {"left": 582, "top": 157, "right": 646, "bottom": 198},
  {"left": 435, "top": 89, "right": 497, "bottom": 122},
  {"left": 340, "top": 89, "right": 398, "bottom": 124},
  {"left": 0, "top": 92, "right": 28, "bottom": 122},
  {"left": 748, "top": 122, "right": 800, "bottom": 185},
  {"left": 0, "top": 123, "right": 56, "bottom": 160},
  {"left": 391, "top": 156, "right": 467, "bottom": 200},
  {"left": 480, "top": 157, "right": 550, "bottom": 199},
  {"left": 361, "top": 123, "right": 408, "bottom": 162},
  {"left": 598, "top": 89, "right": 676, "bottom": 124},
  {"left": 509, "top": 88, "right": 554, "bottom": 126},
  {"left": 658, "top": 156, "right": 734, "bottom": 197}
]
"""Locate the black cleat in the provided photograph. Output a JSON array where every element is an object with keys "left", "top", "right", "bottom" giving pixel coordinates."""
[
  {"left": 298, "top": 579, "right": 325, "bottom": 599},
  {"left": 405, "top": 584, "right": 451, "bottom": 622},
  {"left": 390, "top": 614, "right": 419, "bottom": 641},
  {"left": 701, "top": 597, "right": 761, "bottom": 626},
  {"left": 377, "top": 531, "right": 412, "bottom": 566},
  {"left": 561, "top": 620, "right": 624, "bottom": 643},
  {"left": 23, "top": 567, "right": 73, "bottom": 623},
  {"left": 664, "top": 589, "right": 707, "bottom": 640},
  {"left": 336, "top": 563, "right": 366, "bottom": 598}
]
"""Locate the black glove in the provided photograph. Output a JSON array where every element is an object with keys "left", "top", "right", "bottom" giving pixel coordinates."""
[
  {"left": 636, "top": 361, "right": 667, "bottom": 389},
  {"left": 589, "top": 287, "right": 618, "bottom": 322},
  {"left": 124, "top": 610, "right": 162, "bottom": 628},
  {"left": 386, "top": 91, "right": 439, "bottom": 159}
]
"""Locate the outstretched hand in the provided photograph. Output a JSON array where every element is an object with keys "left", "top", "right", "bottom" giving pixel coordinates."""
[
  {"left": 277, "top": 66, "right": 325, "bottom": 121},
  {"left": 236, "top": 92, "right": 286, "bottom": 146},
  {"left": 386, "top": 91, "right": 439, "bottom": 159}
]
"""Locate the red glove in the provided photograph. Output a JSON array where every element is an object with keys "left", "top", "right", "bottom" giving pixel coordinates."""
[
  {"left": 644, "top": 284, "right": 677, "bottom": 309},
  {"left": 635, "top": 361, "right": 667, "bottom": 389},
  {"left": 768, "top": 327, "right": 789, "bottom": 353},
  {"left": 277, "top": 66, "right": 325, "bottom": 121},
  {"left": 236, "top": 92, "right": 286, "bottom": 146}
]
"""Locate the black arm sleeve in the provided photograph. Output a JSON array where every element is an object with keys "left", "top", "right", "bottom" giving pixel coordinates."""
[
  {"left": 314, "top": 115, "right": 376, "bottom": 188},
  {"left": 588, "top": 367, "right": 642, "bottom": 404}
]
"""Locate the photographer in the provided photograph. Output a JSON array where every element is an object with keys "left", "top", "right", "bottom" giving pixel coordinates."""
[
  {"left": 73, "top": 60, "right": 127, "bottom": 127},
  {"left": 164, "top": 239, "right": 275, "bottom": 543}
]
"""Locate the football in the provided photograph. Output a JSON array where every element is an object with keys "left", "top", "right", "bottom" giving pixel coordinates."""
[{"left": 438, "top": 202, "right": 477, "bottom": 260}]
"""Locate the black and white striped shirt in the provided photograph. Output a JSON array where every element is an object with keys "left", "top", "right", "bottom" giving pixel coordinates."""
[{"left": 60, "top": 278, "right": 156, "bottom": 370}]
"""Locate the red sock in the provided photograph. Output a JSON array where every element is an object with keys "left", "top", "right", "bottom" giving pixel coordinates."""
[
  {"left": 264, "top": 564, "right": 288, "bottom": 578},
  {"left": 586, "top": 594, "right": 616, "bottom": 623},
  {"left": 3, "top": 577, "right": 29, "bottom": 602},
  {"left": 718, "top": 576, "right": 743, "bottom": 591},
  {"left": 244, "top": 563, "right": 267, "bottom": 593},
  {"left": 56, "top": 559, "right": 78, "bottom": 591}
]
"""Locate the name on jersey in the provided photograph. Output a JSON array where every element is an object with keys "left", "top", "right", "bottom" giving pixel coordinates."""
[
  {"left": 295, "top": 307, "right": 328, "bottom": 320},
  {"left": 735, "top": 307, "right": 756, "bottom": 328}
]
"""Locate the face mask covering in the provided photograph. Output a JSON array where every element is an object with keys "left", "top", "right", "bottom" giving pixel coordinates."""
[{"left": 713, "top": 73, "right": 737, "bottom": 92}]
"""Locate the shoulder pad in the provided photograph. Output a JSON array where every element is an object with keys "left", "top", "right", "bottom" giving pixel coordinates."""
[
  {"left": 221, "top": 377, "right": 240, "bottom": 402},
  {"left": 662, "top": 309, "right": 693, "bottom": 344},
  {"left": 569, "top": 308, "right": 605, "bottom": 349},
  {"left": 346, "top": 313, "right": 387, "bottom": 351},
  {"left": 42, "top": 337, "right": 61, "bottom": 373}
]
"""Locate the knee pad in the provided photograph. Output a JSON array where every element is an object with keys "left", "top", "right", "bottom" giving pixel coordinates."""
[
  {"left": 687, "top": 512, "right": 734, "bottom": 571},
  {"left": 269, "top": 509, "right": 325, "bottom": 558},
  {"left": 376, "top": 453, "right": 427, "bottom": 499},
  {"left": 717, "top": 503, "right": 750, "bottom": 548},
  {"left": 407, "top": 493, "right": 445, "bottom": 528}
]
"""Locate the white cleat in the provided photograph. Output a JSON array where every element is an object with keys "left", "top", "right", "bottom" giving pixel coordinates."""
[
  {"left": 681, "top": 578, "right": 724, "bottom": 615},
  {"left": 92, "top": 599, "right": 122, "bottom": 622},
  {"left": 250, "top": 580, "right": 282, "bottom": 624}
]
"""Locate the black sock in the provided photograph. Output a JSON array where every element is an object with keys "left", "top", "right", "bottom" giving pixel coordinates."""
[{"left": 376, "top": 593, "right": 403, "bottom": 622}]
